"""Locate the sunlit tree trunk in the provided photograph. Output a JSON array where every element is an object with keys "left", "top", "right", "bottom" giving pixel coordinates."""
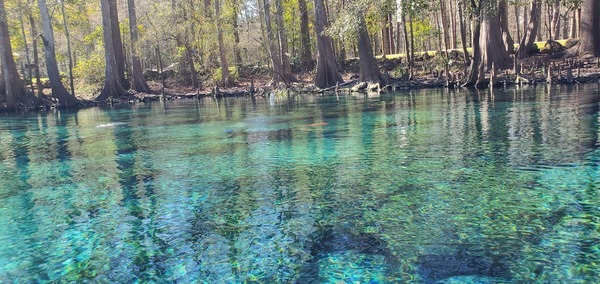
[
  {"left": 263, "top": 0, "right": 284, "bottom": 83},
  {"left": 215, "top": 0, "right": 230, "bottom": 86},
  {"left": 357, "top": 17, "right": 387, "bottom": 83},
  {"left": 463, "top": 0, "right": 511, "bottom": 86},
  {"left": 98, "top": 0, "right": 128, "bottom": 100},
  {"left": 59, "top": 0, "right": 75, "bottom": 97},
  {"left": 578, "top": 0, "right": 600, "bottom": 56},
  {"left": 127, "top": 0, "right": 150, "bottom": 92},
  {"left": 440, "top": 0, "right": 451, "bottom": 51},
  {"left": 37, "top": 0, "right": 79, "bottom": 106},
  {"left": 313, "top": 0, "right": 342, "bottom": 88},
  {"left": 0, "top": 0, "right": 33, "bottom": 109},
  {"left": 109, "top": 0, "right": 127, "bottom": 88},
  {"left": 18, "top": 0, "right": 33, "bottom": 94},
  {"left": 28, "top": 0, "right": 43, "bottom": 97},
  {"left": 274, "top": 0, "right": 294, "bottom": 81}
]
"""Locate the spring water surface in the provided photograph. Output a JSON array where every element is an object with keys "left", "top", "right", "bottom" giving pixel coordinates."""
[{"left": 1, "top": 86, "right": 599, "bottom": 283}]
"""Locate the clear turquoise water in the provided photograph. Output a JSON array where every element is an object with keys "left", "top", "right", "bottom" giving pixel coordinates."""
[{"left": 0, "top": 86, "right": 599, "bottom": 283}]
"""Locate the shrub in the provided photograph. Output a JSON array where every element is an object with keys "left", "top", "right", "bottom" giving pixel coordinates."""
[{"left": 73, "top": 52, "right": 105, "bottom": 85}]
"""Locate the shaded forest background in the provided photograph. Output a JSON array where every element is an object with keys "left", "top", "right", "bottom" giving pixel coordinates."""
[{"left": 0, "top": 0, "right": 599, "bottom": 110}]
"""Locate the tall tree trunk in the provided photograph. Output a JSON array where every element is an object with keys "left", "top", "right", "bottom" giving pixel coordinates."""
[
  {"left": 517, "top": 0, "right": 539, "bottom": 59},
  {"left": 127, "top": 0, "right": 150, "bottom": 92},
  {"left": 536, "top": 0, "right": 543, "bottom": 41},
  {"left": 515, "top": 5, "right": 521, "bottom": 41},
  {"left": 313, "top": 0, "right": 342, "bottom": 88},
  {"left": 449, "top": 0, "right": 457, "bottom": 49},
  {"left": 381, "top": 14, "right": 392, "bottom": 56},
  {"left": 37, "top": 0, "right": 79, "bottom": 106},
  {"left": 578, "top": 0, "right": 600, "bottom": 56},
  {"left": 98, "top": 0, "right": 128, "bottom": 100},
  {"left": 463, "top": 0, "right": 511, "bottom": 86},
  {"left": 550, "top": 0, "right": 560, "bottom": 40},
  {"left": 262, "top": 0, "right": 284, "bottom": 83},
  {"left": 108, "top": 0, "right": 127, "bottom": 88},
  {"left": 274, "top": 0, "right": 294, "bottom": 81},
  {"left": 203, "top": 0, "right": 212, "bottom": 17},
  {"left": 409, "top": 17, "right": 415, "bottom": 79},
  {"left": 231, "top": 0, "right": 242, "bottom": 67},
  {"left": 18, "top": 0, "right": 33, "bottom": 94},
  {"left": 59, "top": 0, "right": 75, "bottom": 97},
  {"left": 458, "top": 2, "right": 469, "bottom": 67},
  {"left": 298, "top": 0, "right": 313, "bottom": 71},
  {"left": 0, "top": 0, "right": 32, "bottom": 109},
  {"left": 357, "top": 17, "right": 387, "bottom": 83},
  {"left": 440, "top": 0, "right": 451, "bottom": 51},
  {"left": 438, "top": 0, "right": 450, "bottom": 81},
  {"left": 463, "top": 15, "right": 483, "bottom": 86},
  {"left": 499, "top": 0, "right": 514, "bottom": 53},
  {"left": 570, "top": 9, "right": 577, "bottom": 38},
  {"left": 215, "top": 0, "right": 230, "bottom": 86},
  {"left": 388, "top": 14, "right": 395, "bottom": 53},
  {"left": 28, "top": 1, "right": 43, "bottom": 97}
]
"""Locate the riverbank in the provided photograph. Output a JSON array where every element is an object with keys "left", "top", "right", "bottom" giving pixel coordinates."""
[
  {"left": 4, "top": 51, "right": 600, "bottom": 111},
  {"left": 91, "top": 54, "right": 600, "bottom": 106}
]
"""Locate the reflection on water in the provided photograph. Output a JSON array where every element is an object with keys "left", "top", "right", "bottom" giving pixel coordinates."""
[{"left": 1, "top": 85, "right": 599, "bottom": 282}]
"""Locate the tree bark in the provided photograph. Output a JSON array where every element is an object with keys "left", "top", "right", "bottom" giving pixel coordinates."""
[
  {"left": 449, "top": 0, "right": 457, "bottom": 49},
  {"left": 517, "top": 0, "right": 539, "bottom": 59},
  {"left": 37, "top": 0, "right": 79, "bottom": 106},
  {"left": 409, "top": 17, "right": 415, "bottom": 79},
  {"left": 357, "top": 17, "right": 387, "bottom": 83},
  {"left": 0, "top": 0, "right": 32, "bottom": 109},
  {"left": 18, "top": 0, "right": 33, "bottom": 94},
  {"left": 499, "top": 0, "right": 514, "bottom": 53},
  {"left": 550, "top": 0, "right": 560, "bottom": 40},
  {"left": 438, "top": 0, "right": 450, "bottom": 82},
  {"left": 263, "top": 0, "right": 285, "bottom": 83},
  {"left": 578, "top": 0, "right": 600, "bottom": 56},
  {"left": 298, "top": 0, "right": 313, "bottom": 71},
  {"left": 127, "top": 0, "right": 150, "bottom": 92},
  {"left": 215, "top": 0, "right": 230, "bottom": 86},
  {"left": 108, "top": 0, "right": 127, "bottom": 88},
  {"left": 440, "top": 0, "right": 451, "bottom": 51},
  {"left": 28, "top": 1, "right": 43, "bottom": 97},
  {"left": 274, "top": 0, "right": 294, "bottom": 81},
  {"left": 98, "top": 0, "right": 128, "bottom": 100},
  {"left": 381, "top": 15, "right": 391, "bottom": 55},
  {"left": 463, "top": 15, "right": 484, "bottom": 86},
  {"left": 570, "top": 9, "right": 577, "bottom": 38},
  {"left": 313, "top": 0, "right": 342, "bottom": 88},
  {"left": 515, "top": 5, "right": 521, "bottom": 40},
  {"left": 464, "top": 0, "right": 511, "bottom": 86},
  {"left": 231, "top": 0, "right": 242, "bottom": 67},
  {"left": 60, "top": 0, "right": 75, "bottom": 97}
]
